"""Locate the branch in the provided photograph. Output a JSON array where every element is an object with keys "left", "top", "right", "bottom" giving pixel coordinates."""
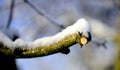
[
  {"left": 0, "top": 33, "right": 80, "bottom": 58},
  {"left": 0, "top": 18, "right": 91, "bottom": 58}
]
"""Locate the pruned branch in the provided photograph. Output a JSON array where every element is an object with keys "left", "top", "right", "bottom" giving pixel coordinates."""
[
  {"left": 0, "top": 18, "right": 91, "bottom": 58},
  {"left": 0, "top": 33, "right": 80, "bottom": 58}
]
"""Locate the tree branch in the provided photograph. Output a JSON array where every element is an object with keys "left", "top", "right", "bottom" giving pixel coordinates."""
[
  {"left": 0, "top": 33, "right": 80, "bottom": 58},
  {"left": 0, "top": 18, "right": 91, "bottom": 58}
]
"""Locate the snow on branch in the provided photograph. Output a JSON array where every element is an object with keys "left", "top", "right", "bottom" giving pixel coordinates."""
[{"left": 0, "top": 18, "right": 91, "bottom": 58}]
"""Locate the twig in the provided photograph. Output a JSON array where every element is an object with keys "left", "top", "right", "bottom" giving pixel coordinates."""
[
  {"left": 91, "top": 40, "right": 107, "bottom": 48},
  {"left": 7, "top": 0, "right": 15, "bottom": 28},
  {"left": 23, "top": 0, "right": 65, "bottom": 29}
]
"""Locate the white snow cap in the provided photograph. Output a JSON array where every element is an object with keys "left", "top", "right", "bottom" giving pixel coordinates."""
[
  {"left": 33, "top": 18, "right": 91, "bottom": 47},
  {"left": 73, "top": 18, "right": 91, "bottom": 37}
]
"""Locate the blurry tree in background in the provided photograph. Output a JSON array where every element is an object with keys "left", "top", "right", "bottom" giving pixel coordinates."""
[
  {"left": 0, "top": 0, "right": 119, "bottom": 70},
  {"left": 115, "top": 0, "right": 120, "bottom": 70}
]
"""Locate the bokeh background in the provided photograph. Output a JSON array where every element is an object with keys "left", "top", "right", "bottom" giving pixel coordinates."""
[{"left": 0, "top": 0, "right": 120, "bottom": 70}]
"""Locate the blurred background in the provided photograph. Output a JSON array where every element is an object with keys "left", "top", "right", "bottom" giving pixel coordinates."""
[{"left": 0, "top": 0, "right": 120, "bottom": 70}]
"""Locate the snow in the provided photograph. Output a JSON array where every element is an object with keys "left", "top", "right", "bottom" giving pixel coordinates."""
[
  {"left": 0, "top": 31, "right": 13, "bottom": 48},
  {"left": 1, "top": 17, "right": 91, "bottom": 48},
  {"left": 33, "top": 18, "right": 91, "bottom": 47},
  {"left": 0, "top": 18, "right": 90, "bottom": 48}
]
